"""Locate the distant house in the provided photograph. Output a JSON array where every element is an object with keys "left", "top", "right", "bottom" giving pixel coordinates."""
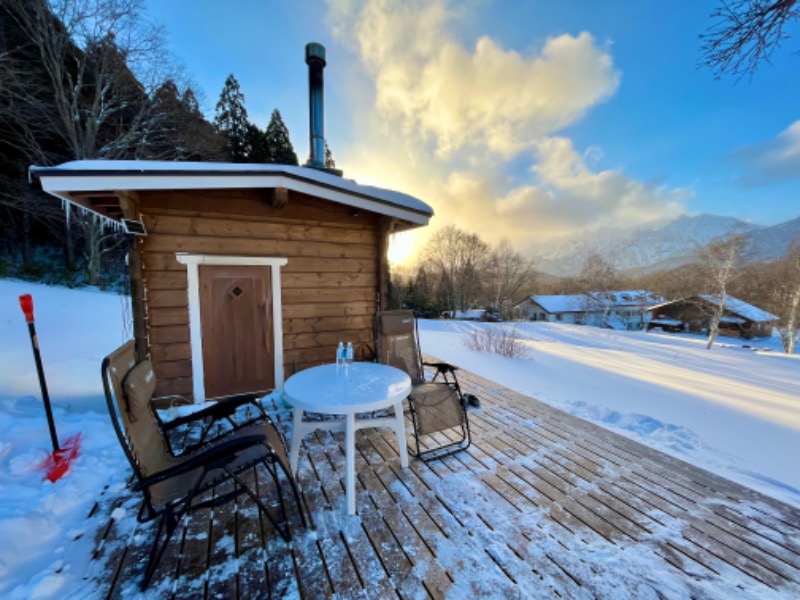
[
  {"left": 513, "top": 290, "right": 664, "bottom": 330},
  {"left": 647, "top": 295, "right": 778, "bottom": 338}
]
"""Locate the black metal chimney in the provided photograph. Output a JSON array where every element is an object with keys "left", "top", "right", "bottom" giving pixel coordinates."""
[{"left": 305, "top": 42, "right": 327, "bottom": 169}]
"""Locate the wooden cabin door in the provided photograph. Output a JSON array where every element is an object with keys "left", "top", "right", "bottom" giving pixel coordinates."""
[{"left": 199, "top": 264, "right": 274, "bottom": 398}]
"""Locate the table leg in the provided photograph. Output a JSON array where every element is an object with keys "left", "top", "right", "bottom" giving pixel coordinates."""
[
  {"left": 345, "top": 412, "right": 356, "bottom": 515},
  {"left": 392, "top": 401, "right": 409, "bottom": 468},
  {"left": 289, "top": 408, "right": 304, "bottom": 475}
]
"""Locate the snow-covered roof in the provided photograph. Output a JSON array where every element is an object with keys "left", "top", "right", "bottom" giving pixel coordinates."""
[
  {"left": 699, "top": 295, "right": 778, "bottom": 323},
  {"left": 590, "top": 290, "right": 665, "bottom": 307},
  {"left": 30, "top": 160, "right": 433, "bottom": 227},
  {"left": 531, "top": 294, "right": 598, "bottom": 313}
]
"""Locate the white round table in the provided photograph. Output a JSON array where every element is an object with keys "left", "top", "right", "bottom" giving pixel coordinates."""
[{"left": 283, "top": 362, "right": 412, "bottom": 515}]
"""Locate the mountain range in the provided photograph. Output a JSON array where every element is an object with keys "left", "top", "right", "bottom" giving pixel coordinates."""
[{"left": 529, "top": 214, "right": 800, "bottom": 276}]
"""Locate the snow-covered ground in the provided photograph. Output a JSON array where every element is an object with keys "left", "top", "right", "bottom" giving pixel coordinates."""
[{"left": 0, "top": 278, "right": 798, "bottom": 597}]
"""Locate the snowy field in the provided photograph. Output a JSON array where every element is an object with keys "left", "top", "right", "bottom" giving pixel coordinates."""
[{"left": 0, "top": 278, "right": 798, "bottom": 598}]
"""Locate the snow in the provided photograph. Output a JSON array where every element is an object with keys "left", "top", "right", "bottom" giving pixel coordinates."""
[
  {"left": 590, "top": 290, "right": 665, "bottom": 307},
  {"left": 1, "top": 277, "right": 799, "bottom": 597},
  {"left": 699, "top": 294, "right": 779, "bottom": 323},
  {"left": 30, "top": 159, "right": 434, "bottom": 217},
  {"left": 418, "top": 319, "right": 800, "bottom": 509},
  {"left": 531, "top": 294, "right": 594, "bottom": 313}
]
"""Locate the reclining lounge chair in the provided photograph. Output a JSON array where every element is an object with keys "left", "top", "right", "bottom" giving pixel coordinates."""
[
  {"left": 101, "top": 341, "right": 306, "bottom": 589},
  {"left": 377, "top": 310, "right": 472, "bottom": 461}
]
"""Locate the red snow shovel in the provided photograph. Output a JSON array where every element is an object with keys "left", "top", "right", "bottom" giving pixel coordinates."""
[{"left": 19, "top": 294, "right": 81, "bottom": 482}]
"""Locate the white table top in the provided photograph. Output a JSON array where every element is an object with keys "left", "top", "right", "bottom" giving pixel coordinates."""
[{"left": 283, "top": 363, "right": 411, "bottom": 414}]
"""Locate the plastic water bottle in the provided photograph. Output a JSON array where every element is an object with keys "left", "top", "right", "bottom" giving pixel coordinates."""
[
  {"left": 345, "top": 341, "right": 354, "bottom": 368},
  {"left": 336, "top": 341, "right": 344, "bottom": 367}
]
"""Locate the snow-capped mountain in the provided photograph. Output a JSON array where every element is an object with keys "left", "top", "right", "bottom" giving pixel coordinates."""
[{"left": 529, "top": 213, "right": 799, "bottom": 276}]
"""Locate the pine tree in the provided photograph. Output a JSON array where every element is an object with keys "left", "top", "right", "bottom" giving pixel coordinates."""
[
  {"left": 214, "top": 74, "right": 250, "bottom": 162},
  {"left": 246, "top": 122, "right": 269, "bottom": 163},
  {"left": 263, "top": 109, "right": 298, "bottom": 165},
  {"left": 324, "top": 140, "right": 336, "bottom": 169}
]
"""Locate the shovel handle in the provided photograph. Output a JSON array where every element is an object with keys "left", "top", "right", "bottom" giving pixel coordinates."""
[{"left": 19, "top": 294, "right": 58, "bottom": 452}]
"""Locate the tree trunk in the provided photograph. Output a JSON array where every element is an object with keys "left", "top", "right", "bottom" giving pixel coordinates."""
[{"left": 706, "top": 307, "right": 723, "bottom": 350}]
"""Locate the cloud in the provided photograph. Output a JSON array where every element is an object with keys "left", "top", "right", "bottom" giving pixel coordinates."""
[
  {"left": 329, "top": 0, "right": 620, "bottom": 158},
  {"left": 326, "top": 0, "right": 689, "bottom": 262},
  {"left": 734, "top": 120, "right": 800, "bottom": 185}
]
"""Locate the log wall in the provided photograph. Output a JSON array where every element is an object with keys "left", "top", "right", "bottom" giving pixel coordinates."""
[{"left": 136, "top": 189, "right": 382, "bottom": 398}]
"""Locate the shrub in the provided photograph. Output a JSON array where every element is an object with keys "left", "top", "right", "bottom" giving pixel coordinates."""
[{"left": 463, "top": 326, "right": 532, "bottom": 359}]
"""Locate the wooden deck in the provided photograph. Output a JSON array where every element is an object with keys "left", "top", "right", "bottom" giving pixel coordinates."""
[{"left": 86, "top": 365, "right": 800, "bottom": 599}]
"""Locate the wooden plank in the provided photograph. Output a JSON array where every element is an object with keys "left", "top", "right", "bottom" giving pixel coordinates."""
[
  {"left": 144, "top": 271, "right": 187, "bottom": 291},
  {"left": 283, "top": 315, "right": 374, "bottom": 335},
  {"left": 282, "top": 271, "right": 377, "bottom": 289},
  {"left": 154, "top": 376, "right": 192, "bottom": 397},
  {"left": 150, "top": 342, "right": 191, "bottom": 362},
  {"left": 142, "top": 233, "right": 378, "bottom": 260},
  {"left": 284, "top": 256, "right": 377, "bottom": 274},
  {"left": 233, "top": 468, "right": 269, "bottom": 597},
  {"left": 205, "top": 481, "right": 239, "bottom": 599},
  {"left": 282, "top": 287, "right": 376, "bottom": 303},
  {"left": 284, "top": 330, "right": 373, "bottom": 351},
  {"left": 153, "top": 359, "right": 192, "bottom": 380},
  {"left": 147, "top": 306, "right": 189, "bottom": 326},
  {"left": 300, "top": 433, "right": 368, "bottom": 598},
  {"left": 171, "top": 489, "right": 214, "bottom": 598},
  {"left": 148, "top": 324, "right": 190, "bottom": 345},
  {"left": 143, "top": 251, "right": 185, "bottom": 271},
  {"left": 139, "top": 189, "right": 382, "bottom": 229},
  {"left": 147, "top": 289, "right": 188, "bottom": 309},
  {"left": 282, "top": 301, "right": 375, "bottom": 319},
  {"left": 142, "top": 213, "right": 377, "bottom": 245}
]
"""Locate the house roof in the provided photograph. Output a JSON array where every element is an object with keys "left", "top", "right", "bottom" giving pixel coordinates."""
[
  {"left": 649, "top": 295, "right": 778, "bottom": 323},
  {"left": 29, "top": 160, "right": 433, "bottom": 229},
  {"left": 521, "top": 290, "right": 662, "bottom": 314},
  {"left": 589, "top": 290, "right": 665, "bottom": 307},
  {"left": 698, "top": 295, "right": 778, "bottom": 323},
  {"left": 530, "top": 294, "right": 596, "bottom": 313}
]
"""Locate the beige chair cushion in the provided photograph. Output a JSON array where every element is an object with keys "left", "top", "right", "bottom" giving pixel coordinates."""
[
  {"left": 123, "top": 359, "right": 158, "bottom": 422},
  {"left": 122, "top": 360, "right": 177, "bottom": 484}
]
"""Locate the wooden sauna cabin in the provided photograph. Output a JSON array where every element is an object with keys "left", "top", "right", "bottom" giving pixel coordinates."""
[{"left": 30, "top": 160, "right": 432, "bottom": 401}]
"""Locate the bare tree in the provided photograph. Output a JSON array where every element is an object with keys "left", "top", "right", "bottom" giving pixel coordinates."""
[
  {"left": 422, "top": 225, "right": 489, "bottom": 315},
  {"left": 0, "top": 0, "right": 185, "bottom": 279},
  {"left": 701, "top": 0, "right": 800, "bottom": 79},
  {"left": 577, "top": 251, "right": 621, "bottom": 293},
  {"left": 483, "top": 239, "right": 536, "bottom": 320},
  {"left": 0, "top": 0, "right": 176, "bottom": 162},
  {"left": 700, "top": 235, "right": 745, "bottom": 348},
  {"left": 766, "top": 243, "right": 800, "bottom": 353}
]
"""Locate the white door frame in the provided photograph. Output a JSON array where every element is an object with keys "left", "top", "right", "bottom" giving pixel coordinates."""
[{"left": 176, "top": 253, "right": 288, "bottom": 402}]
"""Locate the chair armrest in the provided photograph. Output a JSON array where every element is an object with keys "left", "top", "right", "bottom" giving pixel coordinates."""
[
  {"left": 161, "top": 394, "right": 267, "bottom": 430},
  {"left": 423, "top": 361, "right": 459, "bottom": 374},
  {"left": 133, "top": 434, "right": 268, "bottom": 491}
]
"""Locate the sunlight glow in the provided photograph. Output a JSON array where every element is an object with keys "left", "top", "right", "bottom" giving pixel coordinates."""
[{"left": 388, "top": 231, "right": 417, "bottom": 265}]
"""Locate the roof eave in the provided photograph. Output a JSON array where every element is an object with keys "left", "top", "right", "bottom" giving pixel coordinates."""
[{"left": 31, "top": 167, "right": 432, "bottom": 228}]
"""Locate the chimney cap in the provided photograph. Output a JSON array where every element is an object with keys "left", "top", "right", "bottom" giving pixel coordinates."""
[{"left": 305, "top": 42, "right": 326, "bottom": 66}]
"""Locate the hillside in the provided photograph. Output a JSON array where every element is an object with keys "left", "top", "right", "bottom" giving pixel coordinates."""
[{"left": 530, "top": 213, "right": 800, "bottom": 276}]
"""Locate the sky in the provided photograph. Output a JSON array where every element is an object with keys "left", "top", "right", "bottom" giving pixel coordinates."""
[{"left": 143, "top": 0, "right": 800, "bottom": 263}]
